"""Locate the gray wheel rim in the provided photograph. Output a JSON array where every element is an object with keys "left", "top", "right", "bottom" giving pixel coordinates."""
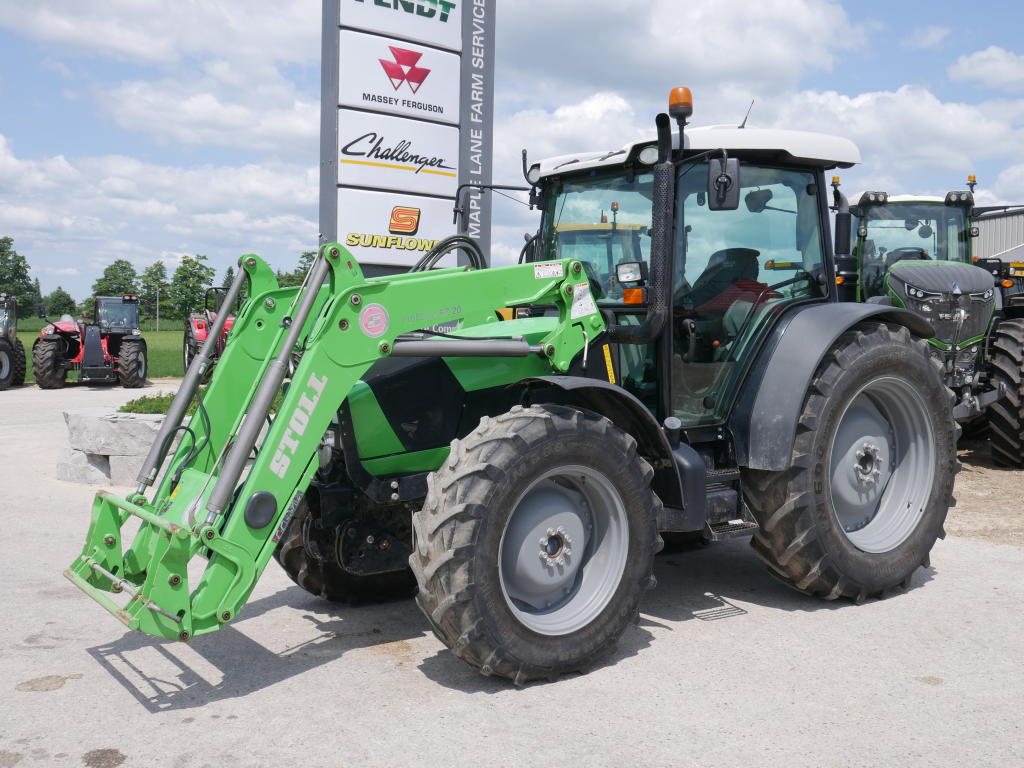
[
  {"left": 828, "top": 376, "right": 936, "bottom": 553},
  {"left": 498, "top": 464, "right": 628, "bottom": 636},
  {"left": 138, "top": 353, "right": 146, "bottom": 379},
  {"left": 0, "top": 350, "right": 9, "bottom": 380}
]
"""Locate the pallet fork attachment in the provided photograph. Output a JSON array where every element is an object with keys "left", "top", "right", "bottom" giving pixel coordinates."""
[{"left": 65, "top": 243, "right": 603, "bottom": 640}]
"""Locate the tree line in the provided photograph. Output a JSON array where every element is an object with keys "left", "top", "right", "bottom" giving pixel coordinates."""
[{"left": 0, "top": 236, "right": 315, "bottom": 322}]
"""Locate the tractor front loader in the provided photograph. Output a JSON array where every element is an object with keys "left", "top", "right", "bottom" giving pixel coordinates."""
[{"left": 68, "top": 88, "right": 958, "bottom": 684}]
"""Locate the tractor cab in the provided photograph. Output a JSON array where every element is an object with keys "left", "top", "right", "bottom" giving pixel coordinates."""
[
  {"left": 95, "top": 294, "right": 141, "bottom": 333},
  {"left": 851, "top": 189, "right": 975, "bottom": 301},
  {"left": 526, "top": 112, "right": 858, "bottom": 429}
]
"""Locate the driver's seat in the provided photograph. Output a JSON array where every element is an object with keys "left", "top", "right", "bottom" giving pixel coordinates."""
[{"left": 687, "top": 248, "right": 760, "bottom": 309}]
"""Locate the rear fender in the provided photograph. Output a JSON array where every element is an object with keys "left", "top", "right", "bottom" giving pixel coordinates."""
[
  {"left": 730, "top": 303, "right": 934, "bottom": 471},
  {"left": 524, "top": 376, "right": 683, "bottom": 508},
  {"left": 189, "top": 316, "right": 210, "bottom": 342}
]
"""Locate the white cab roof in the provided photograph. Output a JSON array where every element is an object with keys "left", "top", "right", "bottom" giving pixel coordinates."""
[{"left": 535, "top": 125, "right": 860, "bottom": 180}]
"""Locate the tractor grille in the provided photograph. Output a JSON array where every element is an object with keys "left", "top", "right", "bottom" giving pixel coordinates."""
[{"left": 906, "top": 294, "right": 991, "bottom": 346}]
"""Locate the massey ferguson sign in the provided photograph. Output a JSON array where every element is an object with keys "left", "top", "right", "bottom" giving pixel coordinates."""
[
  {"left": 321, "top": 0, "right": 495, "bottom": 268},
  {"left": 338, "top": 30, "right": 460, "bottom": 125}
]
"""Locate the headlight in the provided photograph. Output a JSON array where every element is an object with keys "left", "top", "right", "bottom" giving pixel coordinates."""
[
  {"left": 904, "top": 283, "right": 941, "bottom": 300},
  {"left": 969, "top": 288, "right": 993, "bottom": 301}
]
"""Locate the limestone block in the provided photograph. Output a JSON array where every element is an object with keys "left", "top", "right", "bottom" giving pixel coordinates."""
[
  {"left": 56, "top": 447, "right": 110, "bottom": 484},
  {"left": 108, "top": 454, "right": 146, "bottom": 487},
  {"left": 64, "top": 408, "right": 164, "bottom": 456}
]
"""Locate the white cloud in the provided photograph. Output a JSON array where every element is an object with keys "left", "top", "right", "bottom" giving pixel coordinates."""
[
  {"left": 949, "top": 46, "right": 1024, "bottom": 93},
  {"left": 0, "top": 134, "right": 317, "bottom": 295},
  {"left": 0, "top": 1, "right": 319, "bottom": 65},
  {"left": 902, "top": 26, "right": 949, "bottom": 50}
]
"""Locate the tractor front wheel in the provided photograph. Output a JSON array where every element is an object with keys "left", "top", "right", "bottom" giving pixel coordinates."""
[
  {"left": 32, "top": 339, "right": 66, "bottom": 389},
  {"left": 119, "top": 340, "right": 147, "bottom": 388},
  {"left": 989, "top": 318, "right": 1024, "bottom": 468},
  {"left": 411, "top": 404, "right": 660, "bottom": 684},
  {"left": 274, "top": 494, "right": 417, "bottom": 604},
  {"left": 0, "top": 339, "right": 15, "bottom": 390},
  {"left": 742, "top": 322, "right": 957, "bottom": 601}
]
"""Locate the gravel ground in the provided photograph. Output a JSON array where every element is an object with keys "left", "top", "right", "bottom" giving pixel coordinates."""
[{"left": 0, "top": 380, "right": 1021, "bottom": 768}]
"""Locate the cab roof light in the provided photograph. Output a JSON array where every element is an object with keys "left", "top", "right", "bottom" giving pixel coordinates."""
[{"left": 857, "top": 191, "right": 888, "bottom": 206}]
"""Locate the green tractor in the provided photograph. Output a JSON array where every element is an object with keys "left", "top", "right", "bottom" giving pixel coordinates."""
[
  {"left": 66, "top": 88, "right": 958, "bottom": 684},
  {"left": 845, "top": 181, "right": 1024, "bottom": 466},
  {"left": 0, "top": 293, "right": 27, "bottom": 390}
]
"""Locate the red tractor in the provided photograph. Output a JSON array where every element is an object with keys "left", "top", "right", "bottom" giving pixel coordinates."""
[
  {"left": 33, "top": 294, "right": 147, "bottom": 388},
  {"left": 183, "top": 287, "right": 236, "bottom": 371}
]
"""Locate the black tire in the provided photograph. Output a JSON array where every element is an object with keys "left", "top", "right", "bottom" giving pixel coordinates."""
[
  {"left": 119, "top": 340, "right": 147, "bottom": 388},
  {"left": 183, "top": 326, "right": 196, "bottom": 373},
  {"left": 410, "top": 404, "right": 661, "bottom": 684},
  {"left": 11, "top": 338, "right": 25, "bottom": 387},
  {"left": 989, "top": 318, "right": 1024, "bottom": 468},
  {"left": 274, "top": 495, "right": 417, "bottom": 604},
  {"left": 0, "top": 339, "right": 14, "bottom": 390},
  {"left": 742, "top": 322, "right": 957, "bottom": 601},
  {"left": 32, "top": 339, "right": 66, "bottom": 389}
]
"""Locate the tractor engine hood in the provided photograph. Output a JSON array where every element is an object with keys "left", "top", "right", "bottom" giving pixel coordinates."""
[{"left": 886, "top": 260, "right": 995, "bottom": 347}]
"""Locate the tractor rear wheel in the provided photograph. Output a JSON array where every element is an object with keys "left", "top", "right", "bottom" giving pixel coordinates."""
[
  {"left": 11, "top": 338, "right": 25, "bottom": 387},
  {"left": 989, "top": 318, "right": 1024, "bottom": 468},
  {"left": 119, "top": 340, "right": 147, "bottom": 388},
  {"left": 32, "top": 339, "right": 66, "bottom": 389},
  {"left": 0, "top": 339, "right": 14, "bottom": 390},
  {"left": 274, "top": 495, "right": 417, "bottom": 604},
  {"left": 742, "top": 322, "right": 957, "bottom": 601},
  {"left": 411, "top": 404, "right": 660, "bottom": 684}
]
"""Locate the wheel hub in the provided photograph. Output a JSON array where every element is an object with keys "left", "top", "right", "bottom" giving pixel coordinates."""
[
  {"left": 498, "top": 465, "right": 628, "bottom": 636},
  {"left": 539, "top": 526, "right": 573, "bottom": 567},
  {"left": 853, "top": 442, "right": 883, "bottom": 484}
]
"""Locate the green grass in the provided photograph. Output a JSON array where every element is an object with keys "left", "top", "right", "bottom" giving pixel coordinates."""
[{"left": 14, "top": 329, "right": 185, "bottom": 384}]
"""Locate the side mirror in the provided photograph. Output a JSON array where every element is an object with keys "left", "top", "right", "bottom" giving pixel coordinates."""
[
  {"left": 970, "top": 225, "right": 980, "bottom": 238},
  {"left": 708, "top": 158, "right": 740, "bottom": 211},
  {"left": 37, "top": 302, "right": 47, "bottom": 319},
  {"left": 919, "top": 224, "right": 933, "bottom": 239}
]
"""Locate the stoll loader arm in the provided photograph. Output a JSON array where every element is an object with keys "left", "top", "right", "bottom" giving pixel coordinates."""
[{"left": 65, "top": 243, "right": 602, "bottom": 641}]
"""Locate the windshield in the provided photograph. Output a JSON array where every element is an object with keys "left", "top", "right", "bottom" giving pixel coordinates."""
[
  {"left": 97, "top": 299, "right": 139, "bottom": 329},
  {"left": 856, "top": 203, "right": 967, "bottom": 263},
  {"left": 538, "top": 171, "right": 654, "bottom": 301},
  {"left": 0, "top": 306, "right": 7, "bottom": 330}
]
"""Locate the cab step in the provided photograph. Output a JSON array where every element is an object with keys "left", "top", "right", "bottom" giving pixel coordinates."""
[{"left": 709, "top": 520, "right": 759, "bottom": 541}]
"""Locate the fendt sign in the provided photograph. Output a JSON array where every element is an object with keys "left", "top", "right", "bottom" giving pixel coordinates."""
[{"left": 320, "top": 0, "right": 495, "bottom": 269}]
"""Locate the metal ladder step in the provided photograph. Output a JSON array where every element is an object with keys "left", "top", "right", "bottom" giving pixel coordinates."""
[{"left": 709, "top": 520, "right": 759, "bottom": 541}]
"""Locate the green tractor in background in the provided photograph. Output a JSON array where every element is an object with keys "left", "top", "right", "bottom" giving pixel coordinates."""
[
  {"left": 0, "top": 293, "right": 27, "bottom": 390},
  {"left": 843, "top": 179, "right": 1024, "bottom": 466}
]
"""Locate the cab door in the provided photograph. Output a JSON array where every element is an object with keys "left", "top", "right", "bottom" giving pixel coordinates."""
[{"left": 671, "top": 163, "right": 829, "bottom": 426}]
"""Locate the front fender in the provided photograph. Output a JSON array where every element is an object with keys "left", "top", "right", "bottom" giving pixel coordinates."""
[
  {"left": 730, "top": 303, "right": 933, "bottom": 471},
  {"left": 524, "top": 376, "right": 683, "bottom": 508}
]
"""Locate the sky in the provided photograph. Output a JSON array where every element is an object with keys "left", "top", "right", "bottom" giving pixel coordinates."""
[{"left": 1, "top": 0, "right": 1023, "bottom": 299}]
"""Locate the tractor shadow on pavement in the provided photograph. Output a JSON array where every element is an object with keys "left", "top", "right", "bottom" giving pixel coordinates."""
[
  {"left": 86, "top": 539, "right": 936, "bottom": 706},
  {"left": 85, "top": 585, "right": 429, "bottom": 713}
]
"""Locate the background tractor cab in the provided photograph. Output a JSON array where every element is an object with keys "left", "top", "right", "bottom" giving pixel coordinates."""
[
  {"left": 32, "top": 294, "right": 148, "bottom": 389},
  {"left": 850, "top": 185, "right": 976, "bottom": 302}
]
